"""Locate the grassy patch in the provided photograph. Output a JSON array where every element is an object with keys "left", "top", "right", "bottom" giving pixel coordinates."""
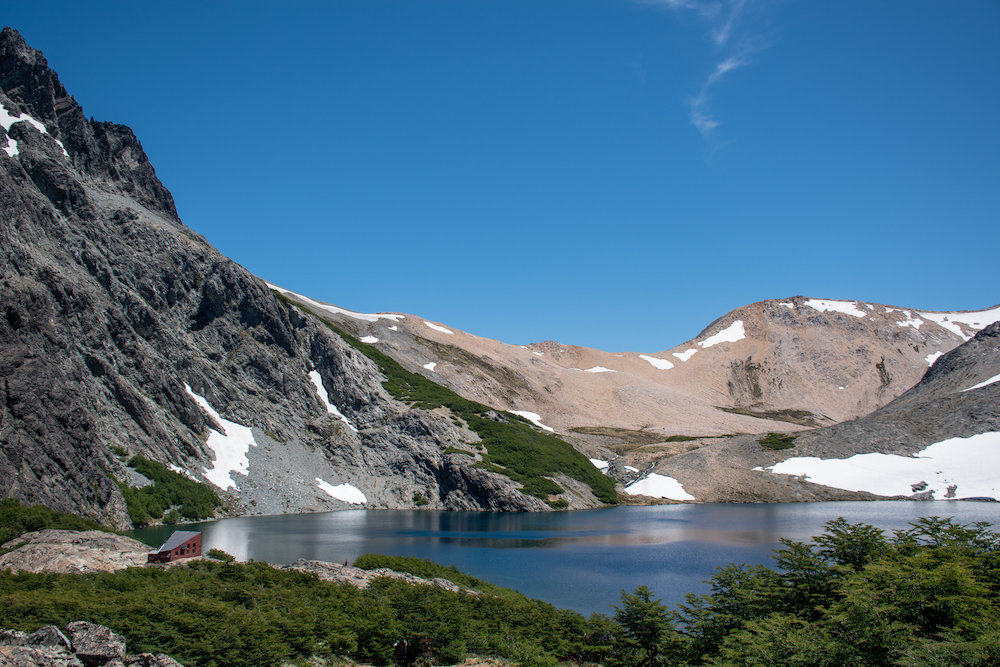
[
  {"left": 277, "top": 294, "right": 617, "bottom": 505},
  {"left": 757, "top": 432, "right": 797, "bottom": 450}
]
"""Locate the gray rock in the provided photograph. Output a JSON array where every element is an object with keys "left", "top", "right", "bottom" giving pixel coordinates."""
[
  {"left": 23, "top": 628, "right": 70, "bottom": 650},
  {"left": 63, "top": 623, "right": 124, "bottom": 666}
]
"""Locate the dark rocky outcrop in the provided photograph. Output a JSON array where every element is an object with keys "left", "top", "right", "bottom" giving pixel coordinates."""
[
  {"left": 0, "top": 27, "right": 553, "bottom": 527},
  {"left": 0, "top": 623, "right": 183, "bottom": 667}
]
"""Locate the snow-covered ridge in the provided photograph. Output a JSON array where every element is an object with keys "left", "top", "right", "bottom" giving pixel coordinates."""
[
  {"left": 185, "top": 384, "right": 258, "bottom": 491},
  {"left": 805, "top": 299, "right": 867, "bottom": 318},
  {"left": 266, "top": 283, "right": 404, "bottom": 323},
  {"left": 915, "top": 305, "right": 1000, "bottom": 341},
  {"left": 1, "top": 102, "right": 68, "bottom": 157}
]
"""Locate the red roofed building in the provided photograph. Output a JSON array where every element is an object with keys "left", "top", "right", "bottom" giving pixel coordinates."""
[{"left": 147, "top": 530, "right": 202, "bottom": 563}]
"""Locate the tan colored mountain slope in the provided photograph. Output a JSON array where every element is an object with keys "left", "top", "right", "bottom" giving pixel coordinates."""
[{"left": 273, "top": 288, "right": 995, "bottom": 446}]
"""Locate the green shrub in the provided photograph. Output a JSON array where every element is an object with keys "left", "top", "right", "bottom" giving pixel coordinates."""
[
  {"left": 758, "top": 432, "right": 797, "bottom": 450},
  {"left": 116, "top": 456, "right": 221, "bottom": 527},
  {"left": 0, "top": 498, "right": 112, "bottom": 546}
]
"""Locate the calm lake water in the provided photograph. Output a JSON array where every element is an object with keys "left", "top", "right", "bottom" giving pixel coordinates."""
[{"left": 133, "top": 501, "right": 1000, "bottom": 615}]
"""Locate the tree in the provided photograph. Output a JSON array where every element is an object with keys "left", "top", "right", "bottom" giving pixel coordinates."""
[{"left": 612, "top": 585, "right": 683, "bottom": 667}]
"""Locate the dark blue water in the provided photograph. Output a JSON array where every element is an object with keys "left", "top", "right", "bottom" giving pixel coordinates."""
[{"left": 133, "top": 501, "right": 1000, "bottom": 615}]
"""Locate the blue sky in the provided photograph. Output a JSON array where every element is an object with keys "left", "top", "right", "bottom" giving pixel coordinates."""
[{"left": 5, "top": 1, "right": 999, "bottom": 352}]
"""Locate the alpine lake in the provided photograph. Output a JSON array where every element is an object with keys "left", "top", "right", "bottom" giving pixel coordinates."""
[{"left": 132, "top": 501, "right": 1000, "bottom": 616}]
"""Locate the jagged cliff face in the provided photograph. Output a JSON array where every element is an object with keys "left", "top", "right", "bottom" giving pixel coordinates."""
[{"left": 0, "top": 28, "right": 558, "bottom": 529}]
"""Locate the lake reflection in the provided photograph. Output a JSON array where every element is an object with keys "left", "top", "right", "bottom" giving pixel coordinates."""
[{"left": 133, "top": 501, "right": 999, "bottom": 615}]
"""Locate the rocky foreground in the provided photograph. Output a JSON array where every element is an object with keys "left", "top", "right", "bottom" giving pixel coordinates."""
[{"left": 0, "top": 622, "right": 182, "bottom": 667}]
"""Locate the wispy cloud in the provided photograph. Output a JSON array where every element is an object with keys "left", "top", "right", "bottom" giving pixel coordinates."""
[{"left": 645, "top": 0, "right": 770, "bottom": 143}]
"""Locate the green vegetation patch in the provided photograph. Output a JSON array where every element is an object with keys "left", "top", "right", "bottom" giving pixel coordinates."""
[
  {"left": 0, "top": 499, "right": 112, "bottom": 547},
  {"left": 757, "top": 432, "right": 797, "bottom": 450},
  {"left": 115, "top": 456, "right": 221, "bottom": 527},
  {"left": 280, "top": 295, "right": 617, "bottom": 505},
  {"left": 0, "top": 557, "right": 609, "bottom": 667},
  {"left": 570, "top": 426, "right": 667, "bottom": 447},
  {"left": 720, "top": 406, "right": 824, "bottom": 427}
]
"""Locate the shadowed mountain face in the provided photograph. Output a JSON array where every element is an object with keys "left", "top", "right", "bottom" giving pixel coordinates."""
[{"left": 1, "top": 28, "right": 574, "bottom": 528}]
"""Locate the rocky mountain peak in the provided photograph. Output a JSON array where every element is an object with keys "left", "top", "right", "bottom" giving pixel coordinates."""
[{"left": 0, "top": 26, "right": 178, "bottom": 220}]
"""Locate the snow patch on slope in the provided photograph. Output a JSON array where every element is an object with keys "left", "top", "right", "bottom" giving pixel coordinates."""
[
  {"left": 640, "top": 355, "right": 674, "bottom": 370},
  {"left": 185, "top": 384, "right": 258, "bottom": 491},
  {"left": 424, "top": 321, "right": 454, "bottom": 334},
  {"left": 308, "top": 371, "right": 358, "bottom": 432},
  {"left": 699, "top": 320, "right": 745, "bottom": 348},
  {"left": 758, "top": 432, "right": 1000, "bottom": 499},
  {"left": 963, "top": 374, "right": 1000, "bottom": 393},
  {"left": 511, "top": 411, "right": 555, "bottom": 432},
  {"left": 625, "top": 473, "right": 696, "bottom": 501},
  {"left": 673, "top": 348, "right": 697, "bottom": 362},
  {"left": 316, "top": 478, "right": 367, "bottom": 504},
  {"left": 1, "top": 103, "right": 68, "bottom": 157}
]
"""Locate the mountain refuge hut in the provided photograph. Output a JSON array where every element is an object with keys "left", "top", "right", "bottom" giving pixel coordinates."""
[{"left": 147, "top": 530, "right": 202, "bottom": 563}]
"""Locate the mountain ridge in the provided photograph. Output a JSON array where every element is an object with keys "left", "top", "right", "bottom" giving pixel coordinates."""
[{"left": 2, "top": 27, "right": 605, "bottom": 529}]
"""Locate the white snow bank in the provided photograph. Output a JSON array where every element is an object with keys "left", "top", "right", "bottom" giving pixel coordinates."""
[
  {"left": 640, "top": 355, "right": 674, "bottom": 370},
  {"left": 511, "top": 410, "right": 555, "bottom": 432},
  {"left": 590, "top": 458, "right": 609, "bottom": 470},
  {"left": 896, "top": 310, "right": 924, "bottom": 330},
  {"left": 926, "top": 351, "right": 944, "bottom": 367},
  {"left": 0, "top": 103, "right": 68, "bottom": 157},
  {"left": 308, "top": 371, "right": 358, "bottom": 432},
  {"left": 779, "top": 302, "right": 795, "bottom": 309},
  {"left": 585, "top": 366, "right": 616, "bottom": 373},
  {"left": 915, "top": 306, "right": 1000, "bottom": 341},
  {"left": 185, "top": 384, "right": 258, "bottom": 491},
  {"left": 963, "top": 374, "right": 1000, "bottom": 393},
  {"left": 316, "top": 478, "right": 367, "bottom": 504},
  {"left": 759, "top": 431, "right": 1000, "bottom": 499},
  {"left": 699, "top": 320, "right": 745, "bottom": 348},
  {"left": 673, "top": 348, "right": 697, "bottom": 362},
  {"left": 625, "top": 466, "right": 639, "bottom": 472},
  {"left": 424, "top": 321, "right": 454, "bottom": 334},
  {"left": 266, "top": 283, "right": 405, "bottom": 322},
  {"left": 360, "top": 335, "right": 379, "bottom": 344},
  {"left": 423, "top": 362, "right": 437, "bottom": 372},
  {"left": 805, "top": 299, "right": 867, "bottom": 318},
  {"left": 624, "top": 473, "right": 696, "bottom": 501}
]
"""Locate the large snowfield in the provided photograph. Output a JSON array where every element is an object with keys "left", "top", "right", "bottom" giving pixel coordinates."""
[{"left": 760, "top": 431, "right": 1000, "bottom": 499}]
